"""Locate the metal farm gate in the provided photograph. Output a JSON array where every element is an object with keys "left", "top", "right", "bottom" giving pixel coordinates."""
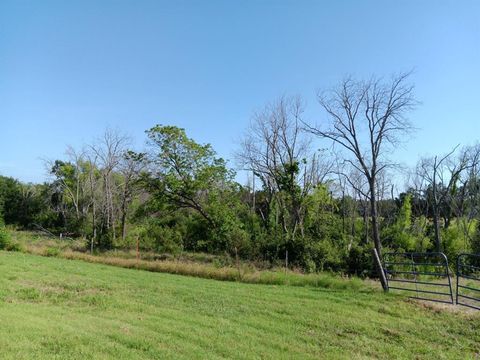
[
  {"left": 383, "top": 252, "right": 454, "bottom": 305},
  {"left": 456, "top": 253, "right": 480, "bottom": 310}
]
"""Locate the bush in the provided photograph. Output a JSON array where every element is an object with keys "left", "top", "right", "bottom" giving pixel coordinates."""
[
  {"left": 472, "top": 221, "right": 480, "bottom": 255},
  {"left": 6, "top": 241, "right": 24, "bottom": 252},
  {"left": 128, "top": 221, "right": 184, "bottom": 254},
  {"left": 441, "top": 225, "right": 465, "bottom": 262},
  {"left": 303, "top": 237, "right": 346, "bottom": 272},
  {"left": 0, "top": 226, "right": 11, "bottom": 250},
  {"left": 44, "top": 247, "right": 61, "bottom": 257},
  {"left": 346, "top": 243, "right": 373, "bottom": 277}
]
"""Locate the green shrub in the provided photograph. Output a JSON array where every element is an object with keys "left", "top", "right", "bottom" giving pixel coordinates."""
[
  {"left": 441, "top": 225, "right": 466, "bottom": 262},
  {"left": 304, "top": 237, "right": 346, "bottom": 272},
  {"left": 472, "top": 221, "right": 480, "bottom": 255},
  {"left": 5, "top": 241, "right": 24, "bottom": 252},
  {"left": 0, "top": 226, "right": 11, "bottom": 250},
  {"left": 346, "top": 243, "right": 373, "bottom": 277},
  {"left": 128, "top": 221, "right": 184, "bottom": 254},
  {"left": 44, "top": 247, "right": 61, "bottom": 257}
]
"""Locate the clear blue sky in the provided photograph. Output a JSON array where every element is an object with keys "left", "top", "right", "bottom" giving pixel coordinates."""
[{"left": 1, "top": 0, "right": 479, "bottom": 183}]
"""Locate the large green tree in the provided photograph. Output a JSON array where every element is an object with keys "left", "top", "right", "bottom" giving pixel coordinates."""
[{"left": 144, "top": 125, "right": 247, "bottom": 252}]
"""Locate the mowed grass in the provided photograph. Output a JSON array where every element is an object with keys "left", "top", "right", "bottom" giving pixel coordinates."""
[
  {"left": 56, "top": 250, "right": 370, "bottom": 290},
  {"left": 9, "top": 230, "right": 369, "bottom": 290},
  {"left": 0, "top": 252, "right": 479, "bottom": 360}
]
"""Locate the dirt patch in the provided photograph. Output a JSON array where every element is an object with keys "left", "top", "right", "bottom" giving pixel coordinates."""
[{"left": 409, "top": 298, "right": 479, "bottom": 316}]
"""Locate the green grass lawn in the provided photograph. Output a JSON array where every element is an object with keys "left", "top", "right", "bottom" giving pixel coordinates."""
[{"left": 0, "top": 251, "right": 479, "bottom": 359}]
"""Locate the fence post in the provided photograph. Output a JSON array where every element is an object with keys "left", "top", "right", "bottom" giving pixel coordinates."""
[
  {"left": 136, "top": 236, "right": 140, "bottom": 264},
  {"left": 456, "top": 254, "right": 460, "bottom": 306},
  {"left": 373, "top": 248, "right": 388, "bottom": 292}
]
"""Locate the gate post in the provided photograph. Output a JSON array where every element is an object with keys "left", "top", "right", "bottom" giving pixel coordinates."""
[
  {"left": 373, "top": 248, "right": 388, "bottom": 292},
  {"left": 455, "top": 254, "right": 460, "bottom": 306}
]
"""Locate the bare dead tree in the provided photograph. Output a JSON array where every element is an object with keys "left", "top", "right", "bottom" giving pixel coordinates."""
[
  {"left": 64, "top": 146, "right": 89, "bottom": 222},
  {"left": 118, "top": 151, "right": 147, "bottom": 242},
  {"left": 238, "top": 96, "right": 303, "bottom": 235},
  {"left": 90, "top": 128, "right": 130, "bottom": 244},
  {"left": 416, "top": 145, "right": 471, "bottom": 251},
  {"left": 45, "top": 146, "right": 91, "bottom": 234},
  {"left": 407, "top": 167, "right": 430, "bottom": 218},
  {"left": 304, "top": 72, "right": 417, "bottom": 260},
  {"left": 457, "top": 144, "right": 480, "bottom": 246},
  {"left": 85, "top": 151, "right": 100, "bottom": 253},
  {"left": 345, "top": 166, "right": 371, "bottom": 244},
  {"left": 375, "top": 168, "right": 392, "bottom": 219},
  {"left": 237, "top": 95, "right": 331, "bottom": 244}
]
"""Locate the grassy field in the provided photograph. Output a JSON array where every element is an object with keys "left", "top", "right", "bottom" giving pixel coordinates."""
[
  {"left": 0, "top": 252, "right": 479, "bottom": 359},
  {"left": 8, "top": 230, "right": 369, "bottom": 289}
]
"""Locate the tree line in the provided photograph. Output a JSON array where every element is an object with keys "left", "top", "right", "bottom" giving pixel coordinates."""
[{"left": 1, "top": 72, "right": 479, "bottom": 275}]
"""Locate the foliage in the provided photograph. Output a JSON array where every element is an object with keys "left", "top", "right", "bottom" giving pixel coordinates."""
[
  {"left": 2, "top": 122, "right": 480, "bottom": 277},
  {"left": 382, "top": 194, "right": 417, "bottom": 251},
  {"left": 0, "top": 225, "right": 11, "bottom": 250},
  {"left": 472, "top": 220, "right": 480, "bottom": 255},
  {"left": 143, "top": 125, "right": 250, "bottom": 255}
]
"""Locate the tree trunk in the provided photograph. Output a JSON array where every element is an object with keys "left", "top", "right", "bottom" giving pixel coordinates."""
[
  {"left": 91, "top": 202, "right": 96, "bottom": 254},
  {"left": 444, "top": 215, "right": 451, "bottom": 229},
  {"left": 432, "top": 208, "right": 441, "bottom": 252},
  {"left": 121, "top": 215, "right": 127, "bottom": 242},
  {"left": 369, "top": 179, "right": 382, "bottom": 256},
  {"left": 363, "top": 203, "right": 369, "bottom": 244},
  {"left": 432, "top": 174, "right": 442, "bottom": 251},
  {"left": 121, "top": 193, "right": 128, "bottom": 242}
]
